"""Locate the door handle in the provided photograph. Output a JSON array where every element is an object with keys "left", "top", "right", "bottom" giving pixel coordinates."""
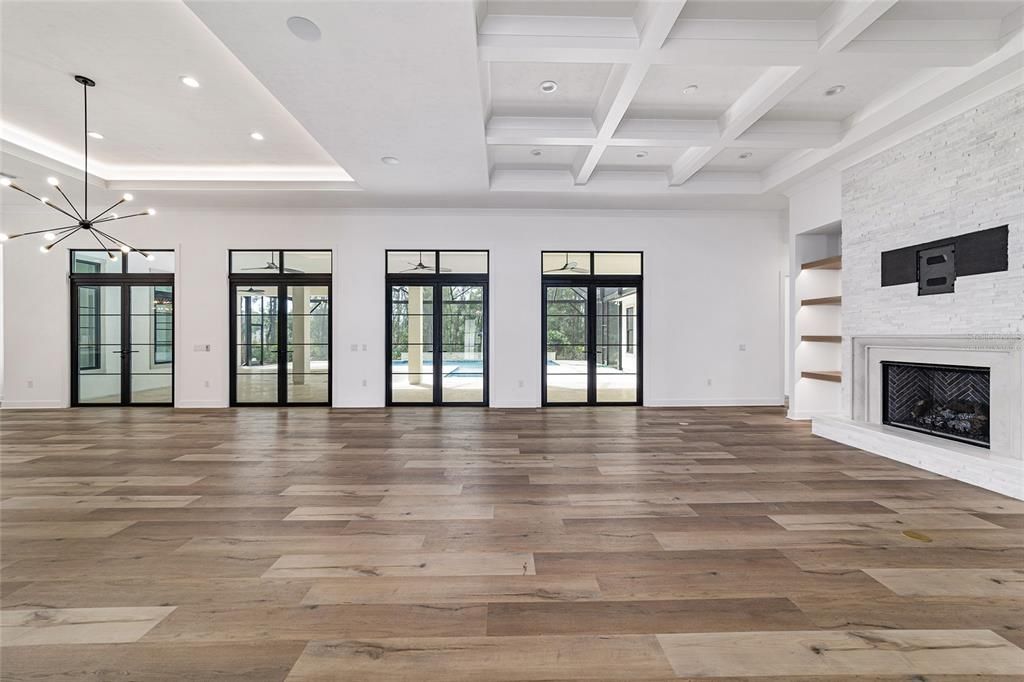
[{"left": 111, "top": 350, "right": 140, "bottom": 354}]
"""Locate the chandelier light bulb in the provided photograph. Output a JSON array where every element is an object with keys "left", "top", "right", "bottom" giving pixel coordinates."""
[
  {"left": 111, "top": 213, "right": 119, "bottom": 219},
  {"left": 46, "top": 177, "right": 60, "bottom": 186},
  {"left": 43, "top": 232, "right": 57, "bottom": 241},
  {"left": 122, "top": 193, "right": 133, "bottom": 202},
  {"left": 145, "top": 253, "right": 155, "bottom": 261},
  {"left": 108, "top": 253, "right": 119, "bottom": 262},
  {"left": 146, "top": 208, "right": 156, "bottom": 215},
  {"left": 39, "top": 245, "right": 50, "bottom": 253},
  {"left": 0, "top": 177, "right": 11, "bottom": 187},
  {"left": 40, "top": 196, "right": 50, "bottom": 204},
  {"left": 120, "top": 245, "right": 131, "bottom": 253},
  {"left": 0, "top": 233, "right": 8, "bottom": 241}
]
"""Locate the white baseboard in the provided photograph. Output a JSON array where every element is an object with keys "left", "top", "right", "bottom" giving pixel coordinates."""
[
  {"left": 1, "top": 400, "right": 66, "bottom": 409},
  {"left": 645, "top": 397, "right": 785, "bottom": 407},
  {"left": 813, "top": 416, "right": 1024, "bottom": 500},
  {"left": 787, "top": 409, "right": 840, "bottom": 421}
]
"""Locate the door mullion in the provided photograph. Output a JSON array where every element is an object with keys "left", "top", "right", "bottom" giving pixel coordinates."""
[
  {"left": 121, "top": 284, "right": 131, "bottom": 405},
  {"left": 433, "top": 283, "right": 442, "bottom": 405},
  {"left": 278, "top": 284, "right": 287, "bottom": 405},
  {"left": 587, "top": 284, "right": 597, "bottom": 405}
]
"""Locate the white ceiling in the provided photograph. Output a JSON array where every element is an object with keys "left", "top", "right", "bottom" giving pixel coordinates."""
[{"left": 1, "top": 0, "right": 1022, "bottom": 211}]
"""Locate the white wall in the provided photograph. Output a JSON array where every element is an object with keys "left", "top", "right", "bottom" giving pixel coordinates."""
[{"left": 1, "top": 207, "right": 787, "bottom": 408}]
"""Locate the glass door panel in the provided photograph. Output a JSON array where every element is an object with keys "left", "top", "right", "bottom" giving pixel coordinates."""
[
  {"left": 596, "top": 286, "right": 638, "bottom": 404},
  {"left": 76, "top": 285, "right": 123, "bottom": 404},
  {"left": 545, "top": 285, "right": 589, "bottom": 403},
  {"left": 286, "top": 285, "right": 330, "bottom": 404},
  {"left": 128, "top": 285, "right": 174, "bottom": 404},
  {"left": 390, "top": 285, "right": 435, "bottom": 403},
  {"left": 441, "top": 285, "right": 484, "bottom": 403},
  {"left": 234, "top": 285, "right": 280, "bottom": 403}
]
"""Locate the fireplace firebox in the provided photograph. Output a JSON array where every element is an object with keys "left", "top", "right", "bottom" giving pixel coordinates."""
[{"left": 882, "top": 361, "right": 991, "bottom": 448}]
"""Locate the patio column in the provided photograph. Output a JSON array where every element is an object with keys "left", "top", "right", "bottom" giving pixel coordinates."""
[{"left": 408, "top": 286, "right": 423, "bottom": 384}]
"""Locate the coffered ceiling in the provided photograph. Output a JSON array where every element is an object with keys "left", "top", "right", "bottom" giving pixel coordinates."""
[{"left": 1, "top": 0, "right": 1021, "bottom": 210}]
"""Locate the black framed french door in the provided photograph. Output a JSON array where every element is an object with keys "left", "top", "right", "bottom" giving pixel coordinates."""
[
  {"left": 229, "top": 277, "right": 332, "bottom": 406},
  {"left": 542, "top": 278, "right": 642, "bottom": 406},
  {"left": 386, "top": 277, "right": 488, "bottom": 406},
  {"left": 71, "top": 278, "right": 174, "bottom": 406}
]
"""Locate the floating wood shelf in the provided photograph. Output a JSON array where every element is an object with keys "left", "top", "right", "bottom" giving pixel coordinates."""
[
  {"left": 801, "top": 335, "right": 841, "bottom": 343},
  {"left": 802, "top": 370, "right": 842, "bottom": 383},
  {"left": 801, "top": 255, "right": 842, "bottom": 270},
  {"left": 801, "top": 296, "right": 842, "bottom": 306}
]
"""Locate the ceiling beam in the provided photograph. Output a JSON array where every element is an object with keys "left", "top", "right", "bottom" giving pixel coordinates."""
[
  {"left": 667, "top": 0, "right": 899, "bottom": 186},
  {"left": 486, "top": 116, "right": 841, "bottom": 150},
  {"left": 572, "top": 1, "right": 688, "bottom": 184}
]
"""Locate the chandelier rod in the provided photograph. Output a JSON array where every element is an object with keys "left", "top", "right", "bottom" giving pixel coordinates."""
[
  {"left": 53, "top": 183, "right": 82, "bottom": 220},
  {"left": 83, "top": 76, "right": 88, "bottom": 218}
]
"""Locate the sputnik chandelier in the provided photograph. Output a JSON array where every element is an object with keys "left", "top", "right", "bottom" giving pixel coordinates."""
[{"left": 0, "top": 74, "right": 156, "bottom": 260}]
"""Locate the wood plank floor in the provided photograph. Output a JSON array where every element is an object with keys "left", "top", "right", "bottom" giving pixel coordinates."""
[{"left": 1, "top": 406, "right": 1023, "bottom": 680}]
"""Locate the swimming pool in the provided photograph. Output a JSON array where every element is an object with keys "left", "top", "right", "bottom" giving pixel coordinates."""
[{"left": 392, "top": 358, "right": 560, "bottom": 377}]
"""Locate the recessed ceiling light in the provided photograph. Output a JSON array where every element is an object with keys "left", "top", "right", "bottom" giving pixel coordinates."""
[
  {"left": 539, "top": 80, "right": 558, "bottom": 93},
  {"left": 381, "top": 156, "right": 400, "bottom": 165},
  {"left": 180, "top": 75, "right": 200, "bottom": 88},
  {"left": 824, "top": 84, "right": 846, "bottom": 97},
  {"left": 531, "top": 149, "right": 543, "bottom": 156},
  {"left": 682, "top": 84, "right": 699, "bottom": 95},
  {"left": 87, "top": 131, "right": 104, "bottom": 139},
  {"left": 739, "top": 152, "right": 753, "bottom": 159},
  {"left": 287, "top": 16, "right": 322, "bottom": 42},
  {"left": 250, "top": 131, "right": 264, "bottom": 141},
  {"left": 635, "top": 151, "right": 648, "bottom": 159}
]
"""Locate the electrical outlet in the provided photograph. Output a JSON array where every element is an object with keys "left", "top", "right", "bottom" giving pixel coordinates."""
[
  {"left": 361, "top": 379, "right": 367, "bottom": 387},
  {"left": 518, "top": 379, "right": 524, "bottom": 388},
  {"left": 26, "top": 379, "right": 33, "bottom": 389},
  {"left": 361, "top": 344, "right": 367, "bottom": 351},
  {"left": 706, "top": 378, "right": 712, "bottom": 386},
  {"left": 350, "top": 344, "right": 358, "bottom": 352},
  {"left": 739, "top": 344, "right": 747, "bottom": 351},
  {"left": 204, "top": 380, "right": 210, "bottom": 388}
]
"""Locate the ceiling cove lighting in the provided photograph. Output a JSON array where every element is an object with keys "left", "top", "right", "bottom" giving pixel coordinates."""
[
  {"left": 180, "top": 75, "right": 200, "bottom": 88},
  {"left": 824, "top": 84, "right": 846, "bottom": 97},
  {"left": 0, "top": 75, "right": 155, "bottom": 255},
  {"left": 539, "top": 80, "right": 558, "bottom": 93}
]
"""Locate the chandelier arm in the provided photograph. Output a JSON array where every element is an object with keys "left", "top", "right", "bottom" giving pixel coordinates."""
[
  {"left": 6, "top": 183, "right": 81, "bottom": 221},
  {"left": 87, "top": 226, "right": 115, "bottom": 259},
  {"left": 92, "top": 211, "right": 150, "bottom": 223},
  {"left": 44, "top": 228, "right": 82, "bottom": 251},
  {"left": 92, "top": 227, "right": 143, "bottom": 255},
  {"left": 7, "top": 224, "right": 80, "bottom": 239},
  {"left": 53, "top": 185, "right": 83, "bottom": 220},
  {"left": 90, "top": 198, "right": 125, "bottom": 222}
]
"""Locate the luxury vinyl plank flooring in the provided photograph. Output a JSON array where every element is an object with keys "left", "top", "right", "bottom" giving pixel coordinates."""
[{"left": 1, "top": 405, "right": 1022, "bottom": 680}]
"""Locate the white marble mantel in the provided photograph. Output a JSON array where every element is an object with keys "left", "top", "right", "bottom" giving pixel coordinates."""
[{"left": 814, "top": 334, "right": 1024, "bottom": 500}]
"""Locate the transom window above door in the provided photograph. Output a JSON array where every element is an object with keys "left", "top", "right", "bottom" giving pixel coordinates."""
[
  {"left": 386, "top": 250, "right": 488, "bottom": 275},
  {"left": 230, "top": 250, "right": 332, "bottom": 274},
  {"left": 72, "top": 249, "right": 175, "bottom": 274},
  {"left": 542, "top": 251, "right": 642, "bottom": 276}
]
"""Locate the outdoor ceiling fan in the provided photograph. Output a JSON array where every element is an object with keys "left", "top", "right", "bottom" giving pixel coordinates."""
[
  {"left": 544, "top": 253, "right": 588, "bottom": 274},
  {"left": 239, "top": 286, "right": 266, "bottom": 295},
  {"left": 241, "top": 256, "right": 302, "bottom": 273},
  {"left": 402, "top": 251, "right": 451, "bottom": 273}
]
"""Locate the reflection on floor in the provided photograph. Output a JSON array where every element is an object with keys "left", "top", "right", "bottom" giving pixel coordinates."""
[
  {"left": 391, "top": 375, "right": 484, "bottom": 403},
  {"left": 2, "top": 406, "right": 1022, "bottom": 679}
]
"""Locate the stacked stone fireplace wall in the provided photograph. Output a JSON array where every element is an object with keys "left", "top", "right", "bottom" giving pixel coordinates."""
[{"left": 841, "top": 86, "right": 1024, "bottom": 418}]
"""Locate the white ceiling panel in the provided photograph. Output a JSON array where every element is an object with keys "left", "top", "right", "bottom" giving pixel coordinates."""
[
  {"left": 628, "top": 65, "right": 766, "bottom": 119},
  {"left": 706, "top": 146, "right": 794, "bottom": 172},
  {"left": 597, "top": 145, "right": 680, "bottom": 169},
  {"left": 490, "top": 144, "right": 583, "bottom": 167},
  {"left": 489, "top": 62, "right": 613, "bottom": 117}
]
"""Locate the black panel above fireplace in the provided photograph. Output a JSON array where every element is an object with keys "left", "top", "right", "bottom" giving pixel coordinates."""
[
  {"left": 880, "top": 225, "right": 1008, "bottom": 295},
  {"left": 882, "top": 361, "right": 990, "bottom": 448}
]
